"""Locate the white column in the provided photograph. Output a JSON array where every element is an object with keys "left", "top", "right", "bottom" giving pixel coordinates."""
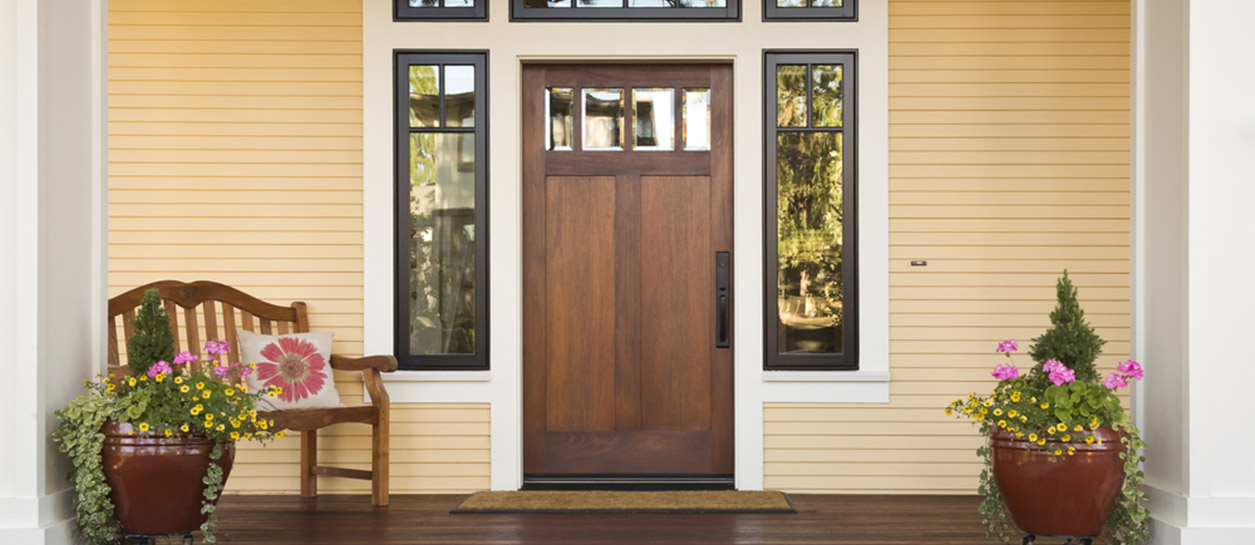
[
  {"left": 0, "top": 0, "right": 108, "bottom": 543},
  {"left": 1133, "top": 0, "right": 1255, "bottom": 543}
]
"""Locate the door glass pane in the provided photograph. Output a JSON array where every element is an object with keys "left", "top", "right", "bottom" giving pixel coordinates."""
[
  {"left": 682, "top": 88, "right": 711, "bottom": 151},
  {"left": 633, "top": 88, "right": 674, "bottom": 151},
  {"left": 409, "top": 133, "right": 477, "bottom": 355},
  {"left": 777, "top": 0, "right": 805, "bottom": 7},
  {"left": 776, "top": 65, "right": 807, "bottom": 127},
  {"left": 680, "top": 0, "right": 727, "bottom": 6},
  {"left": 445, "top": 65, "right": 475, "bottom": 128},
  {"left": 629, "top": 0, "right": 672, "bottom": 5},
  {"left": 583, "top": 88, "right": 624, "bottom": 151},
  {"left": 581, "top": 0, "right": 624, "bottom": 6},
  {"left": 811, "top": 65, "right": 843, "bottom": 128},
  {"left": 547, "top": 88, "right": 575, "bottom": 151},
  {"left": 409, "top": 0, "right": 439, "bottom": 5},
  {"left": 525, "top": 0, "right": 571, "bottom": 5},
  {"left": 409, "top": 65, "right": 440, "bottom": 128},
  {"left": 812, "top": 0, "right": 842, "bottom": 5},
  {"left": 776, "top": 131, "right": 844, "bottom": 355},
  {"left": 445, "top": 0, "right": 473, "bottom": 6}
]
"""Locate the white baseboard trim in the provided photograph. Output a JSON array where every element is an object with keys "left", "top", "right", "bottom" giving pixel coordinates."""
[
  {"left": 1147, "top": 485, "right": 1255, "bottom": 544},
  {"left": 0, "top": 517, "right": 74, "bottom": 545}
]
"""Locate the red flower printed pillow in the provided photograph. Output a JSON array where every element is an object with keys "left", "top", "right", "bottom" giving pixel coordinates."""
[{"left": 236, "top": 330, "right": 343, "bottom": 411}]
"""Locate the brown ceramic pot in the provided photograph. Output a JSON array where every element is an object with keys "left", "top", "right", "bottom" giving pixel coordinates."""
[
  {"left": 990, "top": 426, "right": 1125, "bottom": 537},
  {"left": 101, "top": 420, "right": 236, "bottom": 536}
]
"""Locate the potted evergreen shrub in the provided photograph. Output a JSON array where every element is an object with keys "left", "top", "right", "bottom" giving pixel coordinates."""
[
  {"left": 947, "top": 272, "right": 1151, "bottom": 544},
  {"left": 54, "top": 289, "right": 284, "bottom": 544}
]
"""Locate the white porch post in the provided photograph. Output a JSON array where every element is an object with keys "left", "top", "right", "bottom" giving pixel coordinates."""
[
  {"left": 0, "top": 0, "right": 108, "bottom": 543},
  {"left": 1133, "top": 0, "right": 1255, "bottom": 543}
]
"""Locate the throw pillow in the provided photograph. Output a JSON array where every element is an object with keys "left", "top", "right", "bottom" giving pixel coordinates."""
[{"left": 236, "top": 330, "right": 343, "bottom": 411}]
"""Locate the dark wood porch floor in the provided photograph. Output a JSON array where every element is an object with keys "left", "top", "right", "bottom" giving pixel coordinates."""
[{"left": 208, "top": 493, "right": 991, "bottom": 544}]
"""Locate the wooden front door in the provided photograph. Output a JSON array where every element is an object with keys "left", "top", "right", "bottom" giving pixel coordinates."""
[{"left": 522, "top": 64, "right": 734, "bottom": 481}]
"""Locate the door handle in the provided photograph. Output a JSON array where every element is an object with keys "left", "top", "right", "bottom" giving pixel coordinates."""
[{"left": 716, "top": 252, "right": 730, "bottom": 348}]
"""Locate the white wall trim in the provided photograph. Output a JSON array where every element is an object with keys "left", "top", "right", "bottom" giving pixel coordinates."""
[{"left": 363, "top": 0, "right": 889, "bottom": 491}]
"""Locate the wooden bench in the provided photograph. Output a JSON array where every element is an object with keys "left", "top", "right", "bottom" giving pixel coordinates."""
[{"left": 108, "top": 280, "right": 397, "bottom": 506}]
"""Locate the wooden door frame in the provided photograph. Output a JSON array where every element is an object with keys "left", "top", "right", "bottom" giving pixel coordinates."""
[{"left": 520, "top": 61, "right": 736, "bottom": 487}]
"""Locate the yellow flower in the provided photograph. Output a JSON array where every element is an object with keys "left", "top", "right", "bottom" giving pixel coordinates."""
[
  {"left": 241, "top": 385, "right": 249, "bottom": 393},
  {"left": 180, "top": 424, "right": 190, "bottom": 432},
  {"left": 139, "top": 376, "right": 147, "bottom": 382},
  {"left": 1061, "top": 434, "right": 1071, "bottom": 442},
  {"left": 1041, "top": 402, "right": 1049, "bottom": 409},
  {"left": 1048, "top": 426, "right": 1057, "bottom": 435},
  {"left": 275, "top": 431, "right": 286, "bottom": 439},
  {"left": 1085, "top": 435, "right": 1096, "bottom": 444},
  {"left": 195, "top": 404, "right": 204, "bottom": 412},
  {"left": 216, "top": 424, "right": 225, "bottom": 431},
  {"left": 164, "top": 429, "right": 173, "bottom": 438},
  {"left": 1053, "top": 449, "right": 1063, "bottom": 456},
  {"left": 1057, "top": 422, "right": 1067, "bottom": 431},
  {"left": 230, "top": 432, "right": 240, "bottom": 440},
  {"left": 107, "top": 384, "right": 116, "bottom": 392},
  {"left": 190, "top": 408, "right": 201, "bottom": 416},
  {"left": 138, "top": 423, "right": 150, "bottom": 432},
  {"left": 203, "top": 420, "right": 213, "bottom": 428},
  {"left": 998, "top": 420, "right": 1007, "bottom": 428},
  {"left": 1068, "top": 447, "right": 1076, "bottom": 456},
  {"left": 180, "top": 385, "right": 190, "bottom": 393},
  {"left": 945, "top": 407, "right": 953, "bottom": 416},
  {"left": 1037, "top": 438, "right": 1047, "bottom": 446},
  {"left": 1091, "top": 417, "right": 1101, "bottom": 428},
  {"left": 243, "top": 433, "right": 253, "bottom": 439},
  {"left": 225, "top": 388, "right": 235, "bottom": 396},
  {"left": 196, "top": 382, "right": 205, "bottom": 390},
  {"left": 993, "top": 408, "right": 1003, "bottom": 416},
  {"left": 982, "top": 399, "right": 993, "bottom": 407},
  {"left": 1008, "top": 410, "right": 1017, "bottom": 418},
  {"left": 1015, "top": 432, "right": 1024, "bottom": 438},
  {"left": 174, "top": 376, "right": 184, "bottom": 384},
  {"left": 1074, "top": 425, "right": 1083, "bottom": 432},
  {"left": 155, "top": 373, "right": 165, "bottom": 383},
  {"left": 202, "top": 391, "right": 211, "bottom": 399},
  {"left": 1028, "top": 434, "right": 1038, "bottom": 442},
  {"left": 979, "top": 408, "right": 988, "bottom": 415},
  {"left": 205, "top": 413, "right": 214, "bottom": 421},
  {"left": 231, "top": 420, "right": 240, "bottom": 429},
  {"left": 267, "top": 391, "right": 278, "bottom": 398},
  {"left": 1030, "top": 396, "right": 1037, "bottom": 403},
  {"left": 128, "top": 377, "right": 137, "bottom": 387},
  {"left": 269, "top": 420, "right": 275, "bottom": 427},
  {"left": 1020, "top": 416, "right": 1028, "bottom": 422},
  {"left": 1010, "top": 393, "right": 1021, "bottom": 403}
]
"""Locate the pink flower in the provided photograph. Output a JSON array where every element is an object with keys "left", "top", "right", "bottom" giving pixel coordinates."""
[
  {"left": 204, "top": 340, "right": 231, "bottom": 356},
  {"left": 146, "top": 360, "right": 172, "bottom": 378},
  {"left": 1118, "top": 359, "right": 1144, "bottom": 381},
  {"left": 172, "top": 351, "right": 197, "bottom": 365},
  {"left": 212, "top": 365, "right": 230, "bottom": 378},
  {"left": 1043, "top": 359, "right": 1065, "bottom": 374},
  {"left": 254, "top": 337, "right": 327, "bottom": 404},
  {"left": 1103, "top": 372, "right": 1128, "bottom": 390},
  {"left": 991, "top": 363, "right": 1020, "bottom": 381},
  {"left": 996, "top": 339, "right": 1019, "bottom": 353},
  {"left": 1049, "top": 366, "right": 1076, "bottom": 386}
]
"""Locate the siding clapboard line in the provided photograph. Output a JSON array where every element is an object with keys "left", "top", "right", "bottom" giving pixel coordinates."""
[
  {"left": 106, "top": 0, "right": 490, "bottom": 494},
  {"left": 764, "top": 0, "right": 1132, "bottom": 494}
]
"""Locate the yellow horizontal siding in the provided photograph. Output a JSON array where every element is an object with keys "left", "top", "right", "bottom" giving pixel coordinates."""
[
  {"left": 106, "top": 0, "right": 490, "bottom": 494},
  {"left": 764, "top": 0, "right": 1132, "bottom": 495}
]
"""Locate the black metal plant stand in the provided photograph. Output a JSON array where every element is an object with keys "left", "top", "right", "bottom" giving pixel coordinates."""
[
  {"left": 124, "top": 533, "right": 194, "bottom": 545},
  {"left": 1022, "top": 535, "right": 1095, "bottom": 545}
]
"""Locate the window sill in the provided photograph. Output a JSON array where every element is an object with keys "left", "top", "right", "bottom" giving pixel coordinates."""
[
  {"left": 761, "top": 369, "right": 890, "bottom": 403},
  {"left": 369, "top": 370, "right": 492, "bottom": 403},
  {"left": 382, "top": 370, "right": 491, "bottom": 383}
]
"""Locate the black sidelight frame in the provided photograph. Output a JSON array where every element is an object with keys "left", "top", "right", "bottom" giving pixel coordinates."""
[
  {"left": 763, "top": 50, "right": 858, "bottom": 371},
  {"left": 395, "top": 0, "right": 488, "bottom": 21},
  {"left": 394, "top": 51, "right": 490, "bottom": 370},
  {"left": 763, "top": 0, "right": 856, "bottom": 21},
  {"left": 511, "top": 0, "right": 740, "bottom": 22}
]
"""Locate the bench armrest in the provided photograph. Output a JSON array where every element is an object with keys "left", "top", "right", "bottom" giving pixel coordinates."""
[{"left": 329, "top": 354, "right": 398, "bottom": 373}]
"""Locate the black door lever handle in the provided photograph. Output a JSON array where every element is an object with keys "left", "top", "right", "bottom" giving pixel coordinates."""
[{"left": 715, "top": 252, "right": 730, "bottom": 348}]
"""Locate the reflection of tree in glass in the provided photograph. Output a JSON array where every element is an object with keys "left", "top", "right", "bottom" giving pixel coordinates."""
[
  {"left": 410, "top": 0, "right": 440, "bottom": 6},
  {"left": 776, "top": 65, "right": 807, "bottom": 127},
  {"left": 811, "top": 65, "right": 843, "bottom": 127},
  {"left": 777, "top": 132, "right": 844, "bottom": 352},
  {"left": 409, "top": 65, "right": 439, "bottom": 128}
]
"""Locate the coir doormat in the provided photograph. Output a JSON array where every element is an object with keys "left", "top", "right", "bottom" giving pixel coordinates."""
[{"left": 451, "top": 490, "right": 796, "bottom": 514}]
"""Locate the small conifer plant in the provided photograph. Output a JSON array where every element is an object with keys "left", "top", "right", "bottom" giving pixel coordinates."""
[
  {"left": 125, "top": 289, "right": 175, "bottom": 377},
  {"left": 1028, "top": 270, "right": 1106, "bottom": 384}
]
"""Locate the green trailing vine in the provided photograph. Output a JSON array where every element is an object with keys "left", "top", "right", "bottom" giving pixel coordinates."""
[
  {"left": 200, "top": 443, "right": 226, "bottom": 543},
  {"left": 52, "top": 382, "right": 120, "bottom": 545}
]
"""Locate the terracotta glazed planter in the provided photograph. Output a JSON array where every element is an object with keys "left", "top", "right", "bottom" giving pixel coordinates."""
[
  {"left": 990, "top": 426, "right": 1125, "bottom": 538},
  {"left": 101, "top": 420, "right": 236, "bottom": 536}
]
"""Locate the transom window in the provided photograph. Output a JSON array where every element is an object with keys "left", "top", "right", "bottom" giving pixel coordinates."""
[
  {"left": 544, "top": 86, "right": 710, "bottom": 151},
  {"left": 763, "top": 0, "right": 855, "bottom": 21},
  {"left": 396, "top": 0, "right": 488, "bottom": 20},
  {"left": 394, "top": 51, "right": 489, "bottom": 370},
  {"left": 512, "top": 0, "right": 740, "bottom": 21},
  {"left": 764, "top": 50, "right": 858, "bottom": 370}
]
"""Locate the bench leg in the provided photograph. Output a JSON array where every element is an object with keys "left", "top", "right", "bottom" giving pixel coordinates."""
[
  {"left": 372, "top": 412, "right": 389, "bottom": 507},
  {"left": 301, "top": 429, "right": 317, "bottom": 498}
]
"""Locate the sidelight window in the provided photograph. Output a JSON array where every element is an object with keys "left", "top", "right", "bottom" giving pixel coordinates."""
[
  {"left": 394, "top": 51, "right": 489, "bottom": 370},
  {"left": 764, "top": 50, "right": 857, "bottom": 370}
]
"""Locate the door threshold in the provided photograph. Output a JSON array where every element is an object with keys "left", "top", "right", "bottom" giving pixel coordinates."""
[{"left": 522, "top": 474, "right": 735, "bottom": 491}]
